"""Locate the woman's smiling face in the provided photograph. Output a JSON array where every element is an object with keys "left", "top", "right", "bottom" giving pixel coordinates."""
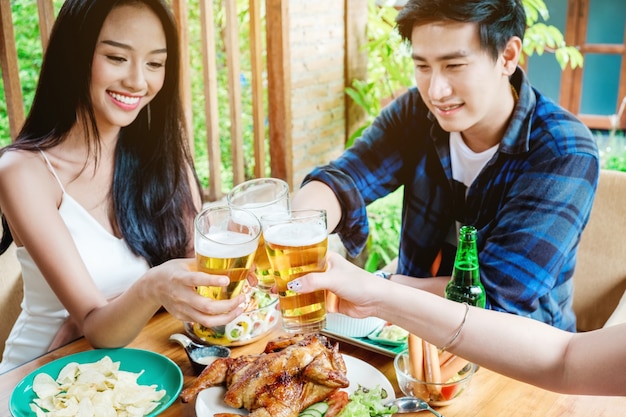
[{"left": 90, "top": 3, "right": 167, "bottom": 134}]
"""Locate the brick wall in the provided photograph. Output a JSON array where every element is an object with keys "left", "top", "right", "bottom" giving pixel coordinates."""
[{"left": 289, "top": 0, "right": 347, "bottom": 188}]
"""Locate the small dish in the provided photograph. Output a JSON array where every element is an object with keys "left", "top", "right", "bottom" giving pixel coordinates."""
[
  {"left": 169, "top": 333, "right": 231, "bottom": 375},
  {"left": 324, "top": 313, "right": 385, "bottom": 338},
  {"left": 321, "top": 322, "right": 408, "bottom": 357},
  {"left": 367, "top": 333, "right": 407, "bottom": 347},
  {"left": 367, "top": 323, "right": 409, "bottom": 346}
]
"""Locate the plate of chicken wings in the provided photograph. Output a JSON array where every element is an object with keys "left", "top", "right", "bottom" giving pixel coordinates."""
[{"left": 186, "top": 334, "right": 395, "bottom": 417}]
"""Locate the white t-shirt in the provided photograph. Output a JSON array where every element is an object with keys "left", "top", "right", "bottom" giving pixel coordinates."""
[
  {"left": 450, "top": 131, "right": 498, "bottom": 189},
  {"left": 447, "top": 131, "right": 498, "bottom": 243}
]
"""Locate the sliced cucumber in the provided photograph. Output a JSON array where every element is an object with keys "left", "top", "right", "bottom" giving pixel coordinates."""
[{"left": 299, "top": 402, "right": 329, "bottom": 417}]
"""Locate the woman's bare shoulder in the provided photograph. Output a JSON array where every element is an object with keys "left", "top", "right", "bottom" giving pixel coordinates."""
[
  {"left": 0, "top": 148, "right": 45, "bottom": 173},
  {"left": 0, "top": 149, "right": 58, "bottom": 200}
]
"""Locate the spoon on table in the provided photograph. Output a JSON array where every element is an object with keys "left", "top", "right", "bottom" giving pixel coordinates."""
[{"left": 386, "top": 396, "right": 445, "bottom": 416}]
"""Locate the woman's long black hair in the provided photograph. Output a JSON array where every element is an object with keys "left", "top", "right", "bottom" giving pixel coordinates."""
[{"left": 0, "top": 0, "right": 202, "bottom": 267}]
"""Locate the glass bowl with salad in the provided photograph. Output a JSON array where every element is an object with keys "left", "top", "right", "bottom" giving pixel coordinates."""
[{"left": 185, "top": 288, "right": 279, "bottom": 347}]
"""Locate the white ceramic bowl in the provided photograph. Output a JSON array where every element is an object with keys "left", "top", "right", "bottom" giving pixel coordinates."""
[{"left": 324, "top": 312, "right": 385, "bottom": 337}]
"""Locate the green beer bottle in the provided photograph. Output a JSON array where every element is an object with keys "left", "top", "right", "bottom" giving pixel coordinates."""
[{"left": 444, "top": 225, "right": 486, "bottom": 308}]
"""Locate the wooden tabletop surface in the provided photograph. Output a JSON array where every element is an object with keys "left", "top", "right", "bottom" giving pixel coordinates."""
[{"left": 1, "top": 310, "right": 624, "bottom": 417}]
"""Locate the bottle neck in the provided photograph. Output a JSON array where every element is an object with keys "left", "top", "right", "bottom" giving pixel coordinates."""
[{"left": 451, "top": 232, "right": 480, "bottom": 287}]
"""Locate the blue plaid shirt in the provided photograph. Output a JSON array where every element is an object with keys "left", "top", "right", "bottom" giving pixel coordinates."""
[{"left": 303, "top": 68, "right": 599, "bottom": 331}]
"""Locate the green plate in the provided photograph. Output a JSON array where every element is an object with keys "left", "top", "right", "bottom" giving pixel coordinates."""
[
  {"left": 10, "top": 348, "right": 183, "bottom": 417},
  {"left": 322, "top": 328, "right": 407, "bottom": 357}
]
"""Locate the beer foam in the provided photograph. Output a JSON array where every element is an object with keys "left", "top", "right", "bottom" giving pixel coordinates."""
[
  {"left": 196, "top": 231, "right": 257, "bottom": 258},
  {"left": 238, "top": 203, "right": 288, "bottom": 219},
  {"left": 264, "top": 222, "right": 326, "bottom": 246},
  {"left": 228, "top": 210, "right": 261, "bottom": 228}
]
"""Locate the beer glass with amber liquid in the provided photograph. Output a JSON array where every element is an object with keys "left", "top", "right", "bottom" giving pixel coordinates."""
[
  {"left": 262, "top": 209, "right": 328, "bottom": 333},
  {"left": 194, "top": 206, "right": 261, "bottom": 300},
  {"left": 227, "top": 178, "right": 290, "bottom": 292}
]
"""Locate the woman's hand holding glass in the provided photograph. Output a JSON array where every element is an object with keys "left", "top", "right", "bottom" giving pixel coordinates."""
[
  {"left": 145, "top": 258, "right": 248, "bottom": 329},
  {"left": 167, "top": 205, "right": 262, "bottom": 333},
  {"left": 286, "top": 251, "right": 382, "bottom": 320}
]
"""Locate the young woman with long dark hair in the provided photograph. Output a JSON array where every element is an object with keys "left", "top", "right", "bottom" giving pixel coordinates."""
[{"left": 0, "top": 0, "right": 244, "bottom": 372}]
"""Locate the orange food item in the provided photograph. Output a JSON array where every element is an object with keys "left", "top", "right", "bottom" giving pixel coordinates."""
[
  {"left": 407, "top": 334, "right": 428, "bottom": 398},
  {"left": 422, "top": 340, "right": 441, "bottom": 396},
  {"left": 439, "top": 354, "right": 470, "bottom": 383},
  {"left": 324, "top": 390, "right": 350, "bottom": 417}
]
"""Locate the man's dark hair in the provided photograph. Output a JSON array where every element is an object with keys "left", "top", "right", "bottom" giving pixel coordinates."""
[{"left": 396, "top": 0, "right": 526, "bottom": 61}]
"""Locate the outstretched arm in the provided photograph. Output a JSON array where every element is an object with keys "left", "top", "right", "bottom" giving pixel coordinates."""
[{"left": 292, "top": 252, "right": 626, "bottom": 396}]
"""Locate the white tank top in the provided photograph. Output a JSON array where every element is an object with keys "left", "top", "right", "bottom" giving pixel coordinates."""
[{"left": 0, "top": 151, "right": 149, "bottom": 373}]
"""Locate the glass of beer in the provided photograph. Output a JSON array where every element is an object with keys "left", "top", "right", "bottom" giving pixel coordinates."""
[
  {"left": 227, "top": 178, "right": 290, "bottom": 292},
  {"left": 194, "top": 206, "right": 261, "bottom": 300},
  {"left": 261, "top": 209, "right": 328, "bottom": 333}
]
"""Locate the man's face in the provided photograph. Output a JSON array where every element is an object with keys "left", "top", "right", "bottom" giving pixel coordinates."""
[{"left": 411, "top": 21, "right": 512, "bottom": 139}]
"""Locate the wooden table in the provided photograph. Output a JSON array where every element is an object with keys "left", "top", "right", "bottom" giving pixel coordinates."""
[{"left": 1, "top": 311, "right": 624, "bottom": 417}]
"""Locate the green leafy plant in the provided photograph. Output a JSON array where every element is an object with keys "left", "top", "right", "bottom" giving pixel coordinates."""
[
  {"left": 599, "top": 131, "right": 626, "bottom": 172},
  {"left": 345, "top": 1, "right": 413, "bottom": 148},
  {"left": 0, "top": 1, "right": 61, "bottom": 147},
  {"left": 363, "top": 188, "right": 403, "bottom": 272},
  {"left": 522, "top": 0, "right": 584, "bottom": 69}
]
